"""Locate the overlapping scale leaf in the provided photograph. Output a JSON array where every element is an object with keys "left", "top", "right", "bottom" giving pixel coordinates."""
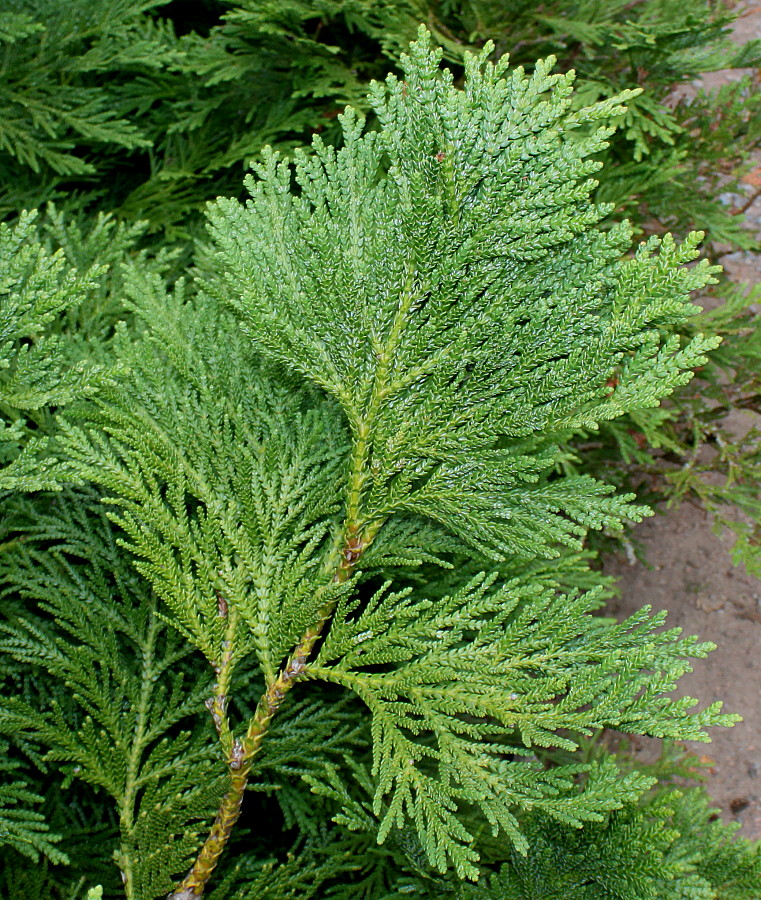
[
  {"left": 208, "top": 28, "right": 719, "bottom": 560},
  {"left": 310, "top": 572, "right": 737, "bottom": 875},
  {"left": 59, "top": 271, "right": 350, "bottom": 678}
]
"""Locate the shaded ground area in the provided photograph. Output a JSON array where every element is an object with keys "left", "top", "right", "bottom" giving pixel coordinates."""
[{"left": 604, "top": 1, "right": 761, "bottom": 840}]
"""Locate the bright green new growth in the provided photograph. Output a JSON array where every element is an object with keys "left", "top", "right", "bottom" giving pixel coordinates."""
[
  {"left": 207, "top": 31, "right": 721, "bottom": 561},
  {"left": 39, "top": 28, "right": 741, "bottom": 887}
]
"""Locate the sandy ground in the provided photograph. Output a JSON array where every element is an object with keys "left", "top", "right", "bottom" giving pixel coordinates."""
[
  {"left": 605, "top": 509, "right": 761, "bottom": 839},
  {"left": 603, "top": 1, "right": 761, "bottom": 840}
]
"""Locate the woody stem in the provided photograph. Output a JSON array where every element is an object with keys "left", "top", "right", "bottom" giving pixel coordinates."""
[{"left": 166, "top": 542, "right": 362, "bottom": 898}]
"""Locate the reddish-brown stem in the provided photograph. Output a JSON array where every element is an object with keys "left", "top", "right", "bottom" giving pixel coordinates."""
[
  {"left": 167, "top": 543, "right": 362, "bottom": 898},
  {"left": 731, "top": 185, "right": 761, "bottom": 216}
]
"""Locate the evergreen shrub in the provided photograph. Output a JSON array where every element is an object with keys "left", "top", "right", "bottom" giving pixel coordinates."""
[{"left": 0, "top": 27, "right": 759, "bottom": 898}]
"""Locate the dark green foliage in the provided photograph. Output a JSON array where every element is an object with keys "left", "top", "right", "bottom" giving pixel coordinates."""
[
  {"left": 0, "top": 496, "right": 226, "bottom": 896},
  {"left": 2, "top": 0, "right": 759, "bottom": 244},
  {"left": 0, "top": 0, "right": 409, "bottom": 231},
  {"left": 460, "top": 787, "right": 761, "bottom": 900},
  {"left": 0, "top": 1, "right": 161, "bottom": 176},
  {"left": 0, "top": 739, "right": 68, "bottom": 864},
  {"left": 0, "top": 205, "right": 173, "bottom": 490},
  {"left": 0, "top": 0, "right": 171, "bottom": 218}
]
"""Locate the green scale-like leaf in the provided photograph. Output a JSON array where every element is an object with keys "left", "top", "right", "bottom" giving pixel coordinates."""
[
  {"left": 59, "top": 273, "right": 352, "bottom": 679},
  {"left": 310, "top": 570, "right": 735, "bottom": 876},
  {"left": 203, "top": 29, "right": 732, "bottom": 877},
  {"left": 207, "top": 28, "right": 720, "bottom": 561}
]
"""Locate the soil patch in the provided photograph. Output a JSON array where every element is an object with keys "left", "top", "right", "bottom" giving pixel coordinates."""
[{"left": 603, "top": 0, "right": 761, "bottom": 840}]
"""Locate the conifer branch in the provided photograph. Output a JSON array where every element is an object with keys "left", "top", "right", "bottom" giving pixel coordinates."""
[
  {"left": 168, "top": 526, "right": 369, "bottom": 897},
  {"left": 0, "top": 497, "right": 222, "bottom": 897},
  {"left": 169, "top": 415, "right": 378, "bottom": 896},
  {"left": 42, "top": 25, "right": 743, "bottom": 893}
]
